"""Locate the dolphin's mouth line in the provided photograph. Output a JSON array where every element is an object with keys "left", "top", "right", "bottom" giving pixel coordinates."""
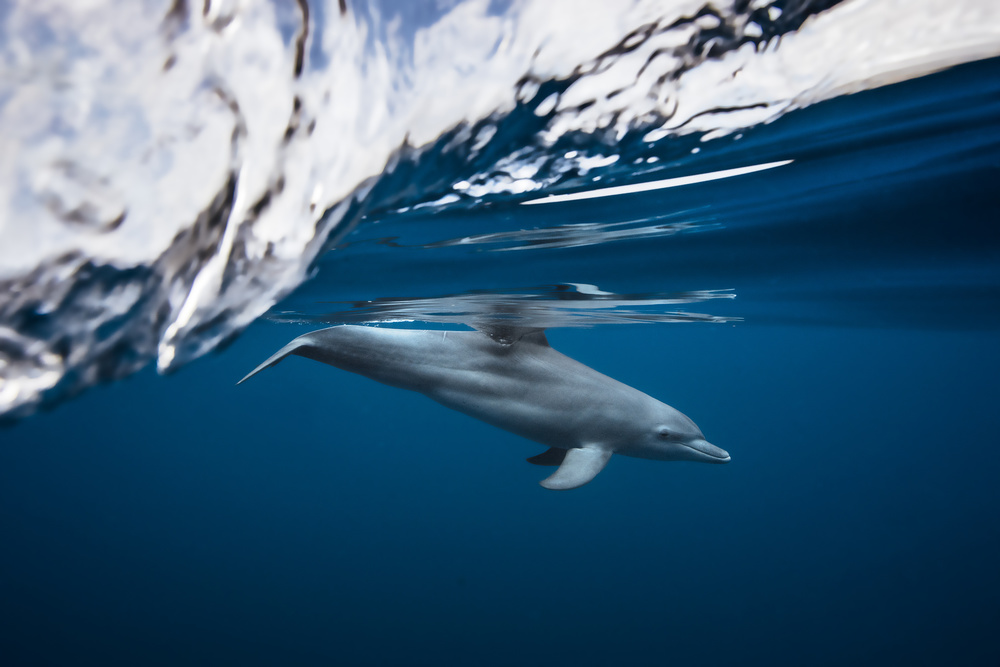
[{"left": 682, "top": 440, "right": 731, "bottom": 461}]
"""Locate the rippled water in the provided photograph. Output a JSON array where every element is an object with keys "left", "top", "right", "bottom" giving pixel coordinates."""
[
  {"left": 280, "top": 57, "right": 1000, "bottom": 334},
  {"left": 2, "top": 0, "right": 999, "bottom": 416}
]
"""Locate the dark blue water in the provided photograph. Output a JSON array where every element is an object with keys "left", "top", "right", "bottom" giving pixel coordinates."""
[{"left": 1, "top": 58, "right": 998, "bottom": 666}]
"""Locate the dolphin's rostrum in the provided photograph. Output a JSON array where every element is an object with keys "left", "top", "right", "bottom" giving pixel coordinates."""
[{"left": 238, "top": 325, "right": 729, "bottom": 490}]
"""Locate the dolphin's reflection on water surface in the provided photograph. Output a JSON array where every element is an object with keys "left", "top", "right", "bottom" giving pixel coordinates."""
[{"left": 267, "top": 283, "right": 741, "bottom": 330}]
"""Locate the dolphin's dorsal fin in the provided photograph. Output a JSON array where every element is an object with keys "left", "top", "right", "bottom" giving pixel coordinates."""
[
  {"left": 473, "top": 323, "right": 548, "bottom": 346},
  {"left": 526, "top": 447, "right": 567, "bottom": 467},
  {"left": 539, "top": 446, "right": 612, "bottom": 490}
]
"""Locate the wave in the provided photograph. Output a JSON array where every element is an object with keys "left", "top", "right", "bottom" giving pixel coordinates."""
[{"left": 0, "top": 0, "right": 998, "bottom": 417}]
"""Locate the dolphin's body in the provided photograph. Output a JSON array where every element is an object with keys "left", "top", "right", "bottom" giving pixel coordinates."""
[{"left": 238, "top": 325, "right": 729, "bottom": 490}]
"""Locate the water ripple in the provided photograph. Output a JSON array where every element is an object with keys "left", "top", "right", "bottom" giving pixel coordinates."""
[{"left": 268, "top": 283, "right": 739, "bottom": 329}]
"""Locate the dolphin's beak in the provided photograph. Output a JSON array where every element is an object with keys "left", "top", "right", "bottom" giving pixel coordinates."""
[{"left": 685, "top": 439, "right": 731, "bottom": 463}]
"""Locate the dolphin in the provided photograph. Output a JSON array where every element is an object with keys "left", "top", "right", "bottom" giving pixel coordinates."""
[{"left": 238, "top": 325, "right": 729, "bottom": 490}]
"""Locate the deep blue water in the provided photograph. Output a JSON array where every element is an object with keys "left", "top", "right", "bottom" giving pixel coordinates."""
[{"left": 1, "top": 58, "right": 999, "bottom": 666}]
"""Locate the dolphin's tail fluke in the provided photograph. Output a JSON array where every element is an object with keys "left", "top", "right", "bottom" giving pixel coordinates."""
[{"left": 236, "top": 338, "right": 307, "bottom": 385}]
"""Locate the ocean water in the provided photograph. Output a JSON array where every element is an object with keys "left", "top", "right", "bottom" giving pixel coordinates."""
[{"left": 2, "top": 2, "right": 1000, "bottom": 666}]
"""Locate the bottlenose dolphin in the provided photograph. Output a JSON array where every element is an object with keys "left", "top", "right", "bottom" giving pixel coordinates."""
[{"left": 238, "top": 325, "right": 729, "bottom": 490}]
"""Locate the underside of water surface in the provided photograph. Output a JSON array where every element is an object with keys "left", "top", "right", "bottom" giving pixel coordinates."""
[{"left": 1, "top": 0, "right": 998, "bottom": 417}]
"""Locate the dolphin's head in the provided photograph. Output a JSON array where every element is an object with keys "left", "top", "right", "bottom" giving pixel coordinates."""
[{"left": 632, "top": 402, "right": 730, "bottom": 464}]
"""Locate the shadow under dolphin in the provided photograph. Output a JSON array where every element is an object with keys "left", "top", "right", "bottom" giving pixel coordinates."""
[{"left": 238, "top": 325, "right": 728, "bottom": 490}]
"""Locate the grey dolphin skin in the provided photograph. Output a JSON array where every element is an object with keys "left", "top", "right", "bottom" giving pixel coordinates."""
[{"left": 238, "top": 325, "right": 729, "bottom": 490}]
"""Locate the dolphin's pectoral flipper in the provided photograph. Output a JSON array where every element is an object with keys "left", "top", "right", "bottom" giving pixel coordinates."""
[
  {"left": 526, "top": 447, "right": 567, "bottom": 467},
  {"left": 539, "top": 446, "right": 613, "bottom": 490},
  {"left": 236, "top": 337, "right": 308, "bottom": 385}
]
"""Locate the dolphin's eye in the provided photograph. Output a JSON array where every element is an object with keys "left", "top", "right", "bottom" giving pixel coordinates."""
[{"left": 657, "top": 428, "right": 671, "bottom": 440}]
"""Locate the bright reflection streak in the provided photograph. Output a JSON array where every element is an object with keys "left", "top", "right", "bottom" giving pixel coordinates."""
[{"left": 521, "top": 160, "right": 794, "bottom": 205}]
